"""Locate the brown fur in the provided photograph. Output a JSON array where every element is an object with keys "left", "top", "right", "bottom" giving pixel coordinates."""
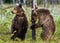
[
  {"left": 31, "top": 8, "right": 55, "bottom": 41},
  {"left": 11, "top": 4, "right": 28, "bottom": 40}
]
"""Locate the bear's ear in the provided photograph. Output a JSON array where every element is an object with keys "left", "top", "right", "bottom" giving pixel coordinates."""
[{"left": 19, "top": 4, "right": 22, "bottom": 8}]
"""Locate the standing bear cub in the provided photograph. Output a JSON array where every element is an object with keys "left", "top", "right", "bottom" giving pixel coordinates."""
[
  {"left": 31, "top": 8, "right": 55, "bottom": 41},
  {"left": 11, "top": 4, "right": 28, "bottom": 40}
]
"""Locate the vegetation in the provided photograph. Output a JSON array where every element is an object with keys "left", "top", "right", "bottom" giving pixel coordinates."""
[
  {"left": 3, "top": 0, "right": 13, "bottom": 3},
  {"left": 0, "top": 5, "right": 60, "bottom": 43}
]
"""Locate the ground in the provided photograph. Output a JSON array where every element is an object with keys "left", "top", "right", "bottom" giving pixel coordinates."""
[{"left": 0, "top": 5, "right": 60, "bottom": 43}]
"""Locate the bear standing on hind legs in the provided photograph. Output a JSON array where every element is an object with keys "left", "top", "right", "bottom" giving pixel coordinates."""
[
  {"left": 11, "top": 4, "right": 28, "bottom": 40},
  {"left": 31, "top": 8, "right": 55, "bottom": 41}
]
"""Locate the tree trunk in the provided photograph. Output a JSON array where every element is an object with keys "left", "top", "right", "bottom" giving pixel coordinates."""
[
  {"left": 43, "top": 0, "right": 47, "bottom": 8},
  {"left": 0, "top": 0, "right": 3, "bottom": 6},
  {"left": 32, "top": 0, "right": 37, "bottom": 8},
  {"left": 31, "top": 0, "right": 37, "bottom": 40},
  {"left": 13, "top": 0, "right": 15, "bottom": 4},
  {"left": 18, "top": 0, "right": 20, "bottom": 3}
]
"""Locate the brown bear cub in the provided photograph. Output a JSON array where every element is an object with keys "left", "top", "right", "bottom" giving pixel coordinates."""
[
  {"left": 31, "top": 8, "right": 55, "bottom": 41},
  {"left": 11, "top": 4, "right": 28, "bottom": 40}
]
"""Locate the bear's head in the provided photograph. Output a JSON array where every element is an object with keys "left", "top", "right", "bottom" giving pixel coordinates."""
[
  {"left": 31, "top": 8, "right": 50, "bottom": 21},
  {"left": 12, "top": 4, "right": 24, "bottom": 16}
]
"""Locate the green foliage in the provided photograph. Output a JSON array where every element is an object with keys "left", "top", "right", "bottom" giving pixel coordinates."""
[
  {"left": 0, "top": 6, "right": 60, "bottom": 43},
  {"left": 2, "top": 0, "right": 42, "bottom": 5},
  {"left": 37, "top": 0, "right": 42, "bottom": 5},
  {"left": 26, "top": 0, "right": 42, "bottom": 6},
  {"left": 3, "top": 0, "right": 13, "bottom": 4},
  {"left": 0, "top": 8, "right": 14, "bottom": 33},
  {"left": 26, "top": 0, "right": 32, "bottom": 6}
]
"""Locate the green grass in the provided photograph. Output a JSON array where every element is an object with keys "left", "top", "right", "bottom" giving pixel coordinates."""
[{"left": 0, "top": 6, "right": 60, "bottom": 43}]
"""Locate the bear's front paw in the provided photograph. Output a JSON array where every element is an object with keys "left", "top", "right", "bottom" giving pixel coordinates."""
[{"left": 30, "top": 24, "right": 36, "bottom": 30}]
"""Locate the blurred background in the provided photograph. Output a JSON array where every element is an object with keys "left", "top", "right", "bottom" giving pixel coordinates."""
[{"left": 0, "top": 0, "right": 60, "bottom": 43}]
